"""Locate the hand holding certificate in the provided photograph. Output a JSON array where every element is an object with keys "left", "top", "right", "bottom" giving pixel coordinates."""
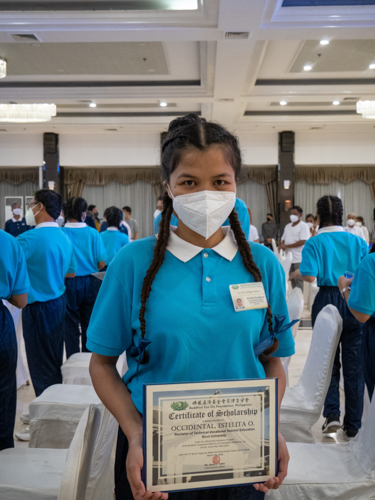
[{"left": 142, "top": 379, "right": 278, "bottom": 494}]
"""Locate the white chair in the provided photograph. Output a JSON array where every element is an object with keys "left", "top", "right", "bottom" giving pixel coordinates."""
[
  {"left": 280, "top": 305, "right": 342, "bottom": 444},
  {"left": 0, "top": 405, "right": 100, "bottom": 500},
  {"left": 281, "top": 288, "right": 304, "bottom": 386},
  {"left": 268, "top": 392, "right": 375, "bottom": 500},
  {"left": 62, "top": 351, "right": 128, "bottom": 385}
]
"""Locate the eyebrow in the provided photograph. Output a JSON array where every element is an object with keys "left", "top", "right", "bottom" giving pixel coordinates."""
[{"left": 176, "top": 172, "right": 232, "bottom": 180}]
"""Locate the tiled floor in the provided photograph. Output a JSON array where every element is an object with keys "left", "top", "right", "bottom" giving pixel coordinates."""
[{"left": 14, "top": 306, "right": 347, "bottom": 448}]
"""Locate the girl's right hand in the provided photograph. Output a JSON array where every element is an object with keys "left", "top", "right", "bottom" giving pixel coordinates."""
[{"left": 126, "top": 441, "right": 169, "bottom": 500}]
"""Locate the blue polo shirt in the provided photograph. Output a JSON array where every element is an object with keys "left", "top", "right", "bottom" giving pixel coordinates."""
[
  {"left": 87, "top": 228, "right": 295, "bottom": 414},
  {"left": 62, "top": 224, "right": 107, "bottom": 276},
  {"left": 4, "top": 217, "right": 30, "bottom": 238},
  {"left": 100, "top": 229, "right": 129, "bottom": 266},
  {"left": 17, "top": 223, "right": 76, "bottom": 304},
  {"left": 154, "top": 197, "right": 251, "bottom": 240},
  {"left": 100, "top": 221, "right": 129, "bottom": 236},
  {"left": 300, "top": 227, "right": 368, "bottom": 287},
  {"left": 0, "top": 230, "right": 30, "bottom": 300},
  {"left": 348, "top": 253, "right": 375, "bottom": 316}
]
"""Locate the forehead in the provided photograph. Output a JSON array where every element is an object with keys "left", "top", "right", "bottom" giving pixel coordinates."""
[
  {"left": 291, "top": 208, "right": 299, "bottom": 214},
  {"left": 174, "top": 146, "right": 234, "bottom": 174}
]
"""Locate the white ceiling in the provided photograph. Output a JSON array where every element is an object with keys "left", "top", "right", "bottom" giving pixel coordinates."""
[{"left": 1, "top": 0, "right": 375, "bottom": 133}]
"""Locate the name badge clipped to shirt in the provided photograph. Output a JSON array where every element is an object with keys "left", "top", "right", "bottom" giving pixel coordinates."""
[{"left": 229, "top": 282, "right": 268, "bottom": 312}]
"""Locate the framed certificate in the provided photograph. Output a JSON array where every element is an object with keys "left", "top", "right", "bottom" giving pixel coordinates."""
[{"left": 142, "top": 378, "right": 278, "bottom": 493}]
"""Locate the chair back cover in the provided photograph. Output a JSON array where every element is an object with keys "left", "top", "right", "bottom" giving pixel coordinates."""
[
  {"left": 352, "top": 389, "right": 375, "bottom": 475},
  {"left": 286, "top": 288, "right": 304, "bottom": 338},
  {"left": 271, "top": 238, "right": 278, "bottom": 254},
  {"left": 58, "top": 405, "right": 100, "bottom": 500},
  {"left": 295, "top": 305, "right": 342, "bottom": 410}
]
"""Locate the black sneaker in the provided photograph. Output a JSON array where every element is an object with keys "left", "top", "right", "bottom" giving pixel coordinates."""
[
  {"left": 342, "top": 425, "right": 358, "bottom": 440},
  {"left": 322, "top": 414, "right": 341, "bottom": 434}
]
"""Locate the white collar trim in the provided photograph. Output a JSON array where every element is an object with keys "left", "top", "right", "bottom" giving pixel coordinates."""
[
  {"left": 167, "top": 226, "right": 238, "bottom": 263},
  {"left": 35, "top": 222, "right": 59, "bottom": 229},
  {"left": 12, "top": 217, "right": 22, "bottom": 223},
  {"left": 317, "top": 226, "right": 345, "bottom": 234},
  {"left": 64, "top": 222, "right": 87, "bottom": 228},
  {"left": 107, "top": 227, "right": 119, "bottom": 231}
]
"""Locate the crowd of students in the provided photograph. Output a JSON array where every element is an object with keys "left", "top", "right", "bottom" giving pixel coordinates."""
[{"left": 1, "top": 113, "right": 375, "bottom": 499}]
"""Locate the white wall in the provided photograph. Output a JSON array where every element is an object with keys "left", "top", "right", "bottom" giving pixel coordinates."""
[
  {"left": 237, "top": 132, "right": 278, "bottom": 165},
  {"left": 295, "top": 130, "right": 375, "bottom": 165},
  {"left": 0, "top": 134, "right": 43, "bottom": 166},
  {"left": 59, "top": 132, "right": 161, "bottom": 167}
]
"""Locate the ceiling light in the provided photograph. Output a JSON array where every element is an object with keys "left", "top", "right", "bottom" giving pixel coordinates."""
[
  {"left": 333, "top": 101, "right": 340, "bottom": 105},
  {"left": 369, "top": 64, "right": 375, "bottom": 70},
  {"left": 0, "top": 59, "right": 6, "bottom": 79},
  {"left": 89, "top": 102, "right": 97, "bottom": 108},
  {"left": 320, "top": 39, "right": 329, "bottom": 45},
  {"left": 357, "top": 100, "right": 375, "bottom": 119},
  {"left": 280, "top": 101, "right": 287, "bottom": 106},
  {"left": 0, "top": 104, "right": 56, "bottom": 122},
  {"left": 160, "top": 102, "right": 167, "bottom": 107},
  {"left": 303, "top": 65, "right": 312, "bottom": 71}
]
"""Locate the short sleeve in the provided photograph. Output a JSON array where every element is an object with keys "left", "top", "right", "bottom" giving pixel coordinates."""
[
  {"left": 12, "top": 243, "right": 30, "bottom": 296},
  {"left": 361, "top": 238, "right": 369, "bottom": 259},
  {"left": 300, "top": 240, "right": 318, "bottom": 277},
  {"left": 86, "top": 265, "right": 133, "bottom": 356},
  {"left": 349, "top": 255, "right": 375, "bottom": 316},
  {"left": 300, "top": 223, "right": 310, "bottom": 241},
  {"left": 95, "top": 231, "right": 107, "bottom": 263},
  {"left": 253, "top": 226, "right": 259, "bottom": 240}
]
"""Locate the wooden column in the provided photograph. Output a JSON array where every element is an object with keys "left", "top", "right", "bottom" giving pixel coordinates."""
[
  {"left": 43, "top": 133, "right": 64, "bottom": 196},
  {"left": 278, "top": 131, "right": 295, "bottom": 234}
]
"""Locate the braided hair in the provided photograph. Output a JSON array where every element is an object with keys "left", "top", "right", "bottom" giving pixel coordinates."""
[
  {"left": 316, "top": 195, "right": 343, "bottom": 229},
  {"left": 64, "top": 196, "right": 88, "bottom": 223},
  {"left": 105, "top": 206, "right": 123, "bottom": 229},
  {"left": 138, "top": 113, "right": 277, "bottom": 363}
]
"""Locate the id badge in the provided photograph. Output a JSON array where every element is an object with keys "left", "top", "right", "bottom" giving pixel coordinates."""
[{"left": 229, "top": 282, "right": 268, "bottom": 312}]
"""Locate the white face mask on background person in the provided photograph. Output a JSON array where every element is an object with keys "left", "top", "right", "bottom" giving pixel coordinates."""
[
  {"left": 347, "top": 218, "right": 356, "bottom": 227},
  {"left": 25, "top": 203, "right": 41, "bottom": 226},
  {"left": 355, "top": 221, "right": 362, "bottom": 227},
  {"left": 290, "top": 214, "right": 299, "bottom": 223},
  {"left": 306, "top": 222, "right": 313, "bottom": 229},
  {"left": 168, "top": 188, "right": 236, "bottom": 240},
  {"left": 13, "top": 208, "right": 22, "bottom": 216},
  {"left": 154, "top": 209, "right": 161, "bottom": 219}
]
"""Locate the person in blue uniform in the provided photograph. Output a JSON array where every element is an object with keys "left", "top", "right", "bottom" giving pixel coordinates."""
[
  {"left": 62, "top": 197, "right": 107, "bottom": 359},
  {"left": 4, "top": 201, "right": 30, "bottom": 237},
  {"left": 339, "top": 245, "right": 375, "bottom": 400},
  {"left": 100, "top": 206, "right": 129, "bottom": 269},
  {"left": 0, "top": 230, "right": 29, "bottom": 450},
  {"left": 87, "top": 114, "right": 294, "bottom": 500},
  {"left": 154, "top": 196, "right": 251, "bottom": 239},
  {"left": 100, "top": 207, "right": 129, "bottom": 237},
  {"left": 295, "top": 195, "right": 368, "bottom": 439},
  {"left": 18, "top": 189, "right": 77, "bottom": 398}
]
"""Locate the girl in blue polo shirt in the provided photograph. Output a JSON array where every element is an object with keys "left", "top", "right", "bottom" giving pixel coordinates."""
[
  {"left": 297, "top": 195, "right": 368, "bottom": 439},
  {"left": 100, "top": 206, "right": 129, "bottom": 269},
  {"left": 87, "top": 114, "right": 295, "bottom": 500},
  {"left": 62, "top": 197, "right": 107, "bottom": 358},
  {"left": 338, "top": 246, "right": 375, "bottom": 400},
  {"left": 0, "top": 229, "right": 29, "bottom": 450}
]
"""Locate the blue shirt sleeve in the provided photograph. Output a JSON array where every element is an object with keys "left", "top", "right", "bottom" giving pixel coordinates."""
[
  {"left": 121, "top": 234, "right": 130, "bottom": 246},
  {"left": 12, "top": 242, "right": 30, "bottom": 296},
  {"left": 95, "top": 231, "right": 107, "bottom": 263},
  {"left": 234, "top": 199, "right": 250, "bottom": 240},
  {"left": 300, "top": 239, "right": 318, "bottom": 277},
  {"left": 348, "top": 254, "right": 375, "bottom": 316},
  {"left": 17, "top": 234, "right": 30, "bottom": 260}
]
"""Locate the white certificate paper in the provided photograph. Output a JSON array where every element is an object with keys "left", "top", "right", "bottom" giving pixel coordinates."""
[{"left": 142, "top": 379, "right": 277, "bottom": 493}]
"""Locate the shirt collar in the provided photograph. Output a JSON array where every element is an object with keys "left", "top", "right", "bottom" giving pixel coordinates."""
[
  {"left": 166, "top": 226, "right": 238, "bottom": 263},
  {"left": 64, "top": 222, "right": 87, "bottom": 228},
  {"left": 12, "top": 217, "right": 21, "bottom": 223},
  {"left": 317, "top": 225, "right": 345, "bottom": 234},
  {"left": 107, "top": 227, "right": 119, "bottom": 231},
  {"left": 35, "top": 222, "right": 59, "bottom": 229}
]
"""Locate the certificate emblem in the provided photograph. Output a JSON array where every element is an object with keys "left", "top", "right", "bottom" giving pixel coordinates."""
[
  {"left": 170, "top": 401, "right": 189, "bottom": 411},
  {"left": 212, "top": 455, "right": 221, "bottom": 465}
]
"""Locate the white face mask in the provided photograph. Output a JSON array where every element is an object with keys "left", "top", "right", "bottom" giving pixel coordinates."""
[
  {"left": 13, "top": 208, "right": 22, "bottom": 216},
  {"left": 154, "top": 209, "right": 161, "bottom": 219},
  {"left": 168, "top": 188, "right": 236, "bottom": 240},
  {"left": 306, "top": 222, "right": 313, "bottom": 229},
  {"left": 25, "top": 203, "right": 41, "bottom": 226},
  {"left": 355, "top": 221, "right": 362, "bottom": 227},
  {"left": 347, "top": 218, "right": 355, "bottom": 227},
  {"left": 290, "top": 214, "right": 299, "bottom": 223}
]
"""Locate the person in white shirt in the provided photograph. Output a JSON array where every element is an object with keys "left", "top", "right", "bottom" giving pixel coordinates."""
[
  {"left": 278, "top": 205, "right": 310, "bottom": 291},
  {"left": 345, "top": 213, "right": 366, "bottom": 241},
  {"left": 355, "top": 216, "right": 369, "bottom": 245},
  {"left": 249, "top": 224, "right": 260, "bottom": 243}
]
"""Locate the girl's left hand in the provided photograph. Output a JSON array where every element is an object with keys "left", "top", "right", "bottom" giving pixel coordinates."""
[{"left": 253, "top": 433, "right": 289, "bottom": 493}]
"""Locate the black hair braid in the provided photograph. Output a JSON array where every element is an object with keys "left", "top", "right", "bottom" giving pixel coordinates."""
[
  {"left": 228, "top": 210, "right": 278, "bottom": 356},
  {"left": 317, "top": 195, "right": 343, "bottom": 229},
  {"left": 138, "top": 191, "right": 173, "bottom": 363},
  {"left": 65, "top": 196, "right": 88, "bottom": 222}
]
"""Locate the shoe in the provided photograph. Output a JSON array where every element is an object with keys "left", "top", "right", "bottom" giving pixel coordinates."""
[
  {"left": 15, "top": 426, "right": 30, "bottom": 441},
  {"left": 20, "top": 413, "right": 30, "bottom": 425},
  {"left": 342, "top": 425, "right": 358, "bottom": 440},
  {"left": 322, "top": 414, "right": 341, "bottom": 433}
]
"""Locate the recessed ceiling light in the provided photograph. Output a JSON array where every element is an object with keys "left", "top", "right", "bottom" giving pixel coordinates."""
[
  {"left": 320, "top": 39, "right": 329, "bottom": 45},
  {"left": 333, "top": 101, "right": 340, "bottom": 105},
  {"left": 89, "top": 102, "right": 97, "bottom": 108},
  {"left": 160, "top": 102, "right": 167, "bottom": 107},
  {"left": 303, "top": 65, "right": 312, "bottom": 71},
  {"left": 280, "top": 101, "right": 287, "bottom": 106},
  {"left": 369, "top": 64, "right": 375, "bottom": 70}
]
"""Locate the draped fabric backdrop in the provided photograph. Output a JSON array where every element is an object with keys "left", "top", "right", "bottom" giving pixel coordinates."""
[{"left": 0, "top": 181, "right": 39, "bottom": 229}]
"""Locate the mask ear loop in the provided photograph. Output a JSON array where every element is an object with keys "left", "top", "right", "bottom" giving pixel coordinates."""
[{"left": 33, "top": 202, "right": 42, "bottom": 219}]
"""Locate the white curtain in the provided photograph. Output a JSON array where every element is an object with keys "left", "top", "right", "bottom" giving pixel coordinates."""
[
  {"left": 0, "top": 181, "right": 39, "bottom": 229},
  {"left": 82, "top": 181, "right": 156, "bottom": 239},
  {"left": 236, "top": 181, "right": 269, "bottom": 234},
  {"left": 295, "top": 180, "right": 374, "bottom": 232}
]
